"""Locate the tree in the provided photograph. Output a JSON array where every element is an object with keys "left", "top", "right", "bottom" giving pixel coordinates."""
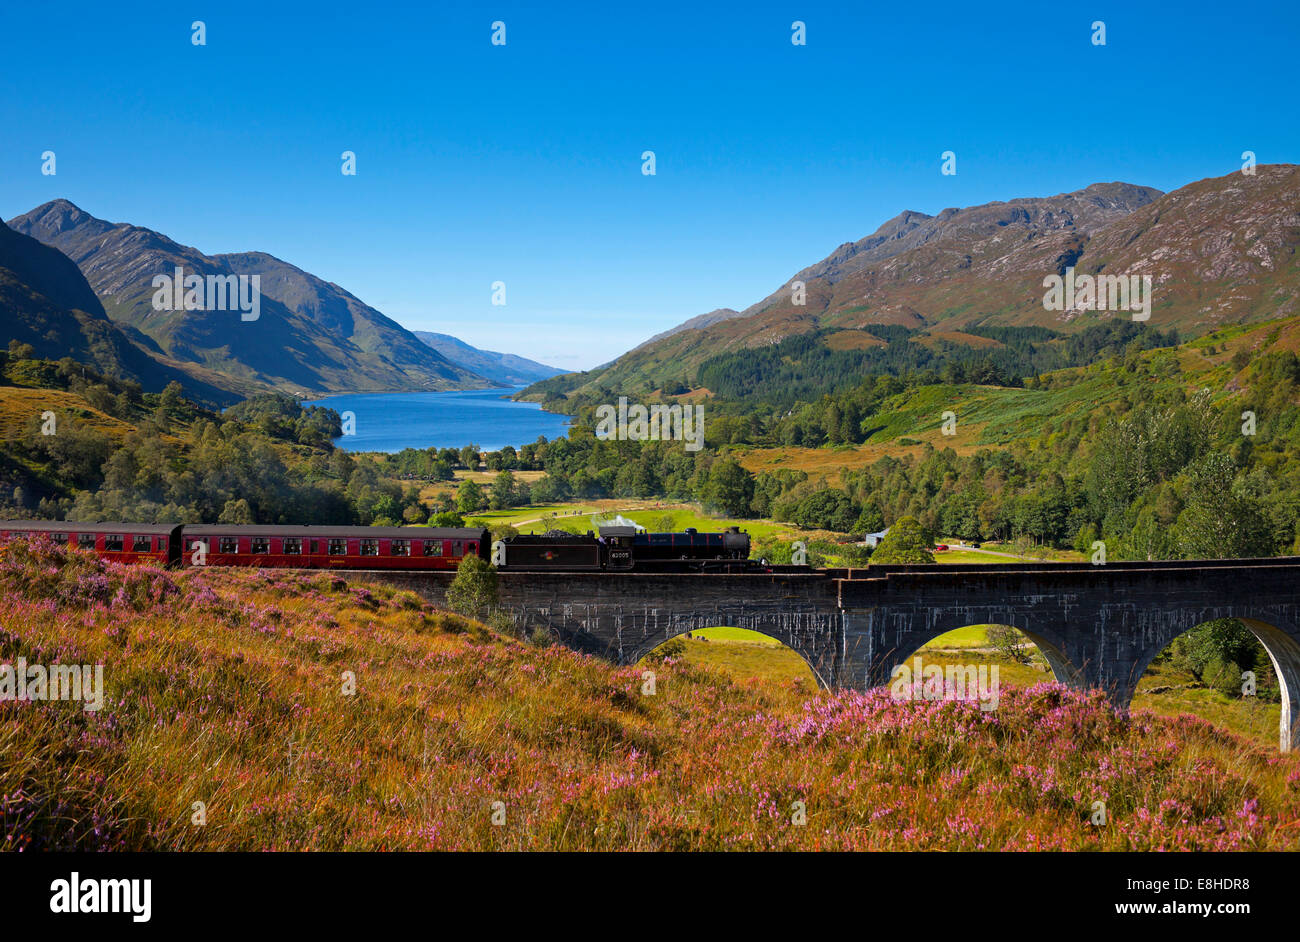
[
  {"left": 446, "top": 554, "right": 499, "bottom": 619},
  {"left": 456, "top": 479, "right": 486, "bottom": 513},
  {"left": 490, "top": 471, "right": 517, "bottom": 510},
  {"left": 1073, "top": 523, "right": 1099, "bottom": 556},
  {"left": 1169, "top": 618, "right": 1263, "bottom": 697},
  {"left": 156, "top": 381, "right": 186, "bottom": 421},
  {"left": 869, "top": 516, "right": 935, "bottom": 564},
  {"left": 529, "top": 473, "right": 570, "bottom": 504},
  {"left": 793, "top": 488, "right": 857, "bottom": 532},
  {"left": 1174, "top": 453, "right": 1273, "bottom": 559},
  {"left": 701, "top": 458, "right": 753, "bottom": 517},
  {"left": 218, "top": 498, "right": 254, "bottom": 524},
  {"left": 987, "top": 625, "right": 1030, "bottom": 663},
  {"left": 853, "top": 505, "right": 886, "bottom": 535}
]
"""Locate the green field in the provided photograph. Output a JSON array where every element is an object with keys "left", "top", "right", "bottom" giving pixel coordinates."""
[
  {"left": 467, "top": 505, "right": 599, "bottom": 527},
  {"left": 920, "top": 625, "right": 993, "bottom": 647},
  {"left": 691, "top": 626, "right": 783, "bottom": 645},
  {"left": 487, "top": 502, "right": 812, "bottom": 543},
  {"left": 933, "top": 550, "right": 1002, "bottom": 564}
]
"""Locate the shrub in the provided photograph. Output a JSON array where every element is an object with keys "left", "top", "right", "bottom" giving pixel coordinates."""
[
  {"left": 987, "top": 625, "right": 1030, "bottom": 664},
  {"left": 646, "top": 637, "right": 687, "bottom": 662},
  {"left": 869, "top": 516, "right": 935, "bottom": 564},
  {"left": 446, "top": 555, "right": 499, "bottom": 619}
]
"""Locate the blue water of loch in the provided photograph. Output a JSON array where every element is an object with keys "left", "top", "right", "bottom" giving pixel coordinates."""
[{"left": 304, "top": 387, "right": 571, "bottom": 453}]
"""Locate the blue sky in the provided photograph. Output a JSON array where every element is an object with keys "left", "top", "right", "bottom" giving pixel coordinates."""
[{"left": 2, "top": 1, "right": 1297, "bottom": 370}]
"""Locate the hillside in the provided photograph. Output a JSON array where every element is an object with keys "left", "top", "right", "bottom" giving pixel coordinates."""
[
  {"left": 6, "top": 201, "right": 492, "bottom": 397},
  {"left": 413, "top": 331, "right": 564, "bottom": 385},
  {"left": 528, "top": 166, "right": 1300, "bottom": 404},
  {"left": 732, "top": 316, "right": 1300, "bottom": 480},
  {"left": 0, "top": 223, "right": 239, "bottom": 405},
  {"left": 1, "top": 539, "right": 1296, "bottom": 851}
]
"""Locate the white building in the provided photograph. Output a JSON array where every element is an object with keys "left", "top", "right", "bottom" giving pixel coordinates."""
[{"left": 861, "top": 528, "right": 890, "bottom": 548}]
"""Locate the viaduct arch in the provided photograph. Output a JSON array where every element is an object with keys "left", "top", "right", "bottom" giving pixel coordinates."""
[{"left": 351, "top": 557, "right": 1300, "bottom": 751}]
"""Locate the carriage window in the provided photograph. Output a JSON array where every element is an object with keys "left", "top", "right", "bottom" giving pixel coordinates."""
[
  {"left": 105, "top": 534, "right": 124, "bottom": 552},
  {"left": 423, "top": 540, "right": 443, "bottom": 557},
  {"left": 329, "top": 539, "right": 346, "bottom": 555},
  {"left": 390, "top": 539, "right": 409, "bottom": 556},
  {"left": 219, "top": 537, "right": 238, "bottom": 554},
  {"left": 78, "top": 533, "right": 96, "bottom": 549},
  {"left": 49, "top": 532, "right": 68, "bottom": 544},
  {"left": 467, "top": 542, "right": 477, "bottom": 555},
  {"left": 283, "top": 538, "right": 302, "bottom": 555},
  {"left": 158, "top": 537, "right": 167, "bottom": 552},
  {"left": 360, "top": 539, "right": 379, "bottom": 556},
  {"left": 453, "top": 541, "right": 463, "bottom": 557},
  {"left": 133, "top": 535, "right": 152, "bottom": 552},
  {"left": 310, "top": 540, "right": 320, "bottom": 554},
  {"left": 251, "top": 538, "right": 270, "bottom": 554}
]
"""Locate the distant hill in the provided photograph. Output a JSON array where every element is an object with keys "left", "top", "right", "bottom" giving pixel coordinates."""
[
  {"left": 635, "top": 308, "right": 743, "bottom": 348},
  {"left": 412, "top": 332, "right": 564, "bottom": 385},
  {"left": 526, "top": 167, "right": 1300, "bottom": 404},
  {"left": 0, "top": 221, "right": 238, "bottom": 404},
  {"left": 7, "top": 200, "right": 493, "bottom": 397}
]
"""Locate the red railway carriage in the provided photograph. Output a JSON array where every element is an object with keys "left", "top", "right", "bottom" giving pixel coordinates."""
[
  {"left": 0, "top": 520, "right": 182, "bottom": 565},
  {"left": 180, "top": 525, "right": 489, "bottom": 570}
]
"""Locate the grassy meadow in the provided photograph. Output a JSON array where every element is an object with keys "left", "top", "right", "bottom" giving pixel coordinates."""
[{"left": 3, "top": 537, "right": 1298, "bottom": 851}]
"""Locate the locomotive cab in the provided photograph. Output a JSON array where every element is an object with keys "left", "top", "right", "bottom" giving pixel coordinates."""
[{"left": 598, "top": 526, "right": 636, "bottom": 570}]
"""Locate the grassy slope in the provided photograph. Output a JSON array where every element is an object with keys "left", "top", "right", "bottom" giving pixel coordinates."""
[
  {"left": 0, "top": 387, "right": 137, "bottom": 444},
  {"left": 3, "top": 540, "right": 1300, "bottom": 851},
  {"left": 0, "top": 368, "right": 321, "bottom": 502}
]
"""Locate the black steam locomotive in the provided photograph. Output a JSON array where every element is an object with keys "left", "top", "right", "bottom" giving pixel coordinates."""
[{"left": 497, "top": 526, "right": 758, "bottom": 573}]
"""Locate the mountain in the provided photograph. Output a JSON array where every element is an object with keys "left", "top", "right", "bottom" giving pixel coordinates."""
[
  {"left": 412, "top": 332, "right": 564, "bottom": 385},
  {"left": 7, "top": 201, "right": 493, "bottom": 397},
  {"left": 635, "top": 308, "right": 743, "bottom": 348},
  {"left": 0, "top": 221, "right": 238, "bottom": 403},
  {"left": 528, "top": 167, "right": 1300, "bottom": 402}
]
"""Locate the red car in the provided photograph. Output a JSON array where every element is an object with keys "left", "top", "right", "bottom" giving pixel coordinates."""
[
  {"left": 0, "top": 521, "right": 488, "bottom": 571},
  {"left": 181, "top": 525, "right": 487, "bottom": 570},
  {"left": 0, "top": 520, "right": 181, "bottom": 564}
]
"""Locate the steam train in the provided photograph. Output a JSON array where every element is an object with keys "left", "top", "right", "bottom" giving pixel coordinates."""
[
  {"left": 498, "top": 525, "right": 755, "bottom": 572},
  {"left": 0, "top": 520, "right": 760, "bottom": 573}
]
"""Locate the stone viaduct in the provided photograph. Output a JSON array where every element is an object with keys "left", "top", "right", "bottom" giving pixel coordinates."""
[{"left": 351, "top": 558, "right": 1300, "bottom": 751}]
